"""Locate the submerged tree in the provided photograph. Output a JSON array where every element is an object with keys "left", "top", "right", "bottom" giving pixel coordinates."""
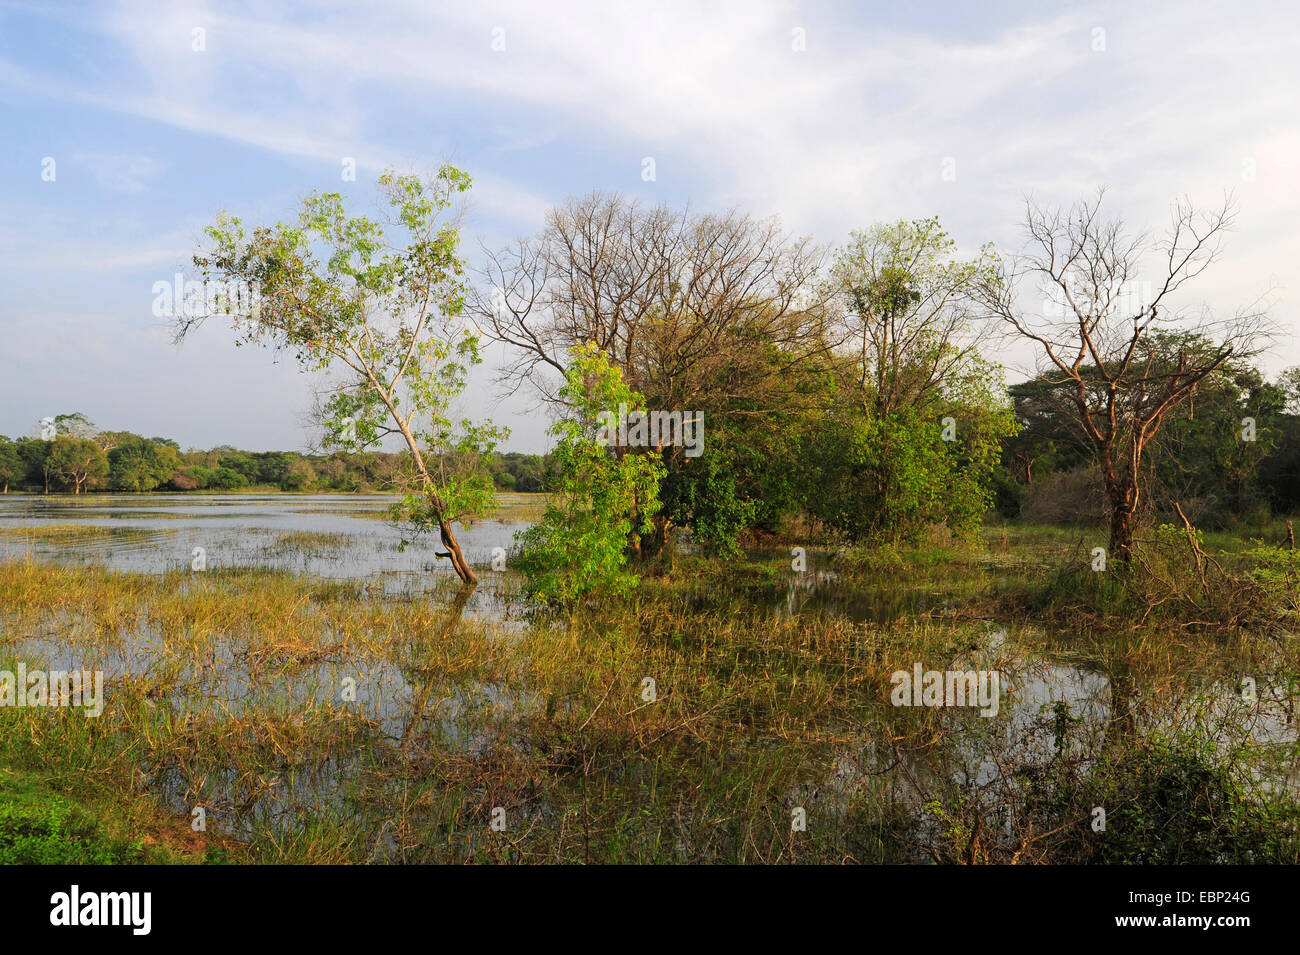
[
  {"left": 979, "top": 190, "right": 1272, "bottom": 563},
  {"left": 177, "top": 164, "right": 501, "bottom": 585}
]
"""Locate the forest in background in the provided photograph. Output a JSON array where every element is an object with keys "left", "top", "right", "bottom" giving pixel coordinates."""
[{"left": 4, "top": 356, "right": 1298, "bottom": 538}]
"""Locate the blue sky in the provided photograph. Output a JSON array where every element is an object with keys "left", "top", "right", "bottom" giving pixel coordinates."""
[{"left": 2, "top": 0, "right": 1298, "bottom": 453}]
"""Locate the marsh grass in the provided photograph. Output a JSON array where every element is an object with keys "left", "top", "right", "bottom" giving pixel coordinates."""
[
  {"left": 0, "top": 519, "right": 1296, "bottom": 863},
  {"left": 0, "top": 524, "right": 170, "bottom": 544}
]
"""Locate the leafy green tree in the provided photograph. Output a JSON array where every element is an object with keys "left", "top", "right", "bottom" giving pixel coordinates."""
[
  {"left": 514, "top": 344, "right": 664, "bottom": 603},
  {"left": 1003, "top": 375, "right": 1095, "bottom": 488},
  {"left": 182, "top": 164, "right": 501, "bottom": 584},
  {"left": 46, "top": 436, "right": 109, "bottom": 494},
  {"left": 207, "top": 466, "right": 248, "bottom": 490},
  {"left": 1147, "top": 357, "right": 1280, "bottom": 522},
  {"left": 108, "top": 436, "right": 181, "bottom": 492},
  {"left": 0, "top": 438, "right": 24, "bottom": 493},
  {"left": 1260, "top": 367, "right": 1300, "bottom": 515},
  {"left": 659, "top": 443, "right": 757, "bottom": 557},
  {"left": 810, "top": 217, "right": 1015, "bottom": 543},
  {"left": 17, "top": 437, "right": 53, "bottom": 493}
]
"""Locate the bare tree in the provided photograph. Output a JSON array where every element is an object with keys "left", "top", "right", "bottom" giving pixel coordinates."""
[
  {"left": 980, "top": 189, "right": 1273, "bottom": 562},
  {"left": 468, "top": 192, "right": 836, "bottom": 421}
]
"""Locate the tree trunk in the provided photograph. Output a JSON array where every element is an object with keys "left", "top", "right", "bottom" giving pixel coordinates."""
[
  {"left": 438, "top": 517, "right": 477, "bottom": 585},
  {"left": 1108, "top": 498, "right": 1134, "bottom": 564},
  {"left": 652, "top": 513, "right": 670, "bottom": 551}
]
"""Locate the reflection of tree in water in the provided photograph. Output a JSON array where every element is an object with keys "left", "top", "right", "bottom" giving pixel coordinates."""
[{"left": 397, "top": 586, "right": 475, "bottom": 744}]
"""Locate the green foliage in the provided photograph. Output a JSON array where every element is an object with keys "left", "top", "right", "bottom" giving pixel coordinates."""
[
  {"left": 0, "top": 789, "right": 149, "bottom": 864},
  {"left": 13, "top": 436, "right": 52, "bottom": 491},
  {"left": 1244, "top": 543, "right": 1300, "bottom": 615},
  {"left": 810, "top": 398, "right": 1014, "bottom": 544},
  {"left": 514, "top": 344, "right": 664, "bottom": 603},
  {"left": 488, "top": 452, "right": 551, "bottom": 492},
  {"left": 280, "top": 457, "right": 317, "bottom": 491},
  {"left": 207, "top": 466, "right": 248, "bottom": 489},
  {"left": 1004, "top": 355, "right": 1300, "bottom": 527},
  {"left": 108, "top": 435, "right": 181, "bottom": 492},
  {"left": 661, "top": 445, "right": 757, "bottom": 557},
  {"left": 1083, "top": 737, "right": 1299, "bottom": 863},
  {"left": 0, "top": 437, "right": 23, "bottom": 491},
  {"left": 809, "top": 217, "right": 1015, "bottom": 545},
  {"left": 45, "top": 436, "right": 109, "bottom": 493},
  {"left": 661, "top": 347, "right": 834, "bottom": 549}
]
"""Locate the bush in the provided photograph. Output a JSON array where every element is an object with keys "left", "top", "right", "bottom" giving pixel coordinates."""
[
  {"left": 1018, "top": 466, "right": 1107, "bottom": 525},
  {"left": 514, "top": 344, "right": 663, "bottom": 604},
  {"left": 207, "top": 466, "right": 248, "bottom": 489},
  {"left": 1075, "top": 738, "right": 1298, "bottom": 864}
]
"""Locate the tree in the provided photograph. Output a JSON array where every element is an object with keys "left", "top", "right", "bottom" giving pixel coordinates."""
[
  {"left": 207, "top": 466, "right": 248, "bottom": 490},
  {"left": 809, "top": 218, "right": 1015, "bottom": 544},
  {"left": 0, "top": 437, "right": 23, "bottom": 493},
  {"left": 1003, "top": 374, "right": 1096, "bottom": 486},
  {"left": 46, "top": 436, "right": 109, "bottom": 494},
  {"left": 1143, "top": 349, "right": 1282, "bottom": 523},
  {"left": 471, "top": 191, "right": 835, "bottom": 551},
  {"left": 514, "top": 344, "right": 664, "bottom": 603},
  {"left": 108, "top": 436, "right": 181, "bottom": 492},
  {"left": 281, "top": 457, "right": 317, "bottom": 491},
  {"left": 830, "top": 218, "right": 999, "bottom": 418},
  {"left": 979, "top": 190, "right": 1272, "bottom": 562},
  {"left": 52, "top": 412, "right": 97, "bottom": 440},
  {"left": 17, "top": 437, "right": 53, "bottom": 493},
  {"left": 179, "top": 165, "right": 501, "bottom": 585}
]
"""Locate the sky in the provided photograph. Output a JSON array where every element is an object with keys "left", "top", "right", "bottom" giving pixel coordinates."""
[{"left": 1, "top": 0, "right": 1298, "bottom": 454}]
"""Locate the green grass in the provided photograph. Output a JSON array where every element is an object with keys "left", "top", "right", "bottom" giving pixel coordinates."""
[{"left": 0, "top": 767, "right": 214, "bottom": 864}]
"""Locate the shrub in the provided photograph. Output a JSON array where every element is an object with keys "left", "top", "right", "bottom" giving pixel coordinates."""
[{"left": 514, "top": 344, "right": 663, "bottom": 604}]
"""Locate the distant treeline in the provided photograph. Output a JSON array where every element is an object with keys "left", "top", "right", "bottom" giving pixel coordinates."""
[
  {"left": 0, "top": 417, "right": 552, "bottom": 496},
  {"left": 4, "top": 360, "right": 1299, "bottom": 536}
]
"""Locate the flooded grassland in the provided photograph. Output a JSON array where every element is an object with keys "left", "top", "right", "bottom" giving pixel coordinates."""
[{"left": 0, "top": 494, "right": 1296, "bottom": 863}]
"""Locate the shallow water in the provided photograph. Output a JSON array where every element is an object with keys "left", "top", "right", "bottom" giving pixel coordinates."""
[
  {"left": 0, "top": 492, "right": 533, "bottom": 604},
  {"left": 2, "top": 494, "right": 1296, "bottom": 854}
]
